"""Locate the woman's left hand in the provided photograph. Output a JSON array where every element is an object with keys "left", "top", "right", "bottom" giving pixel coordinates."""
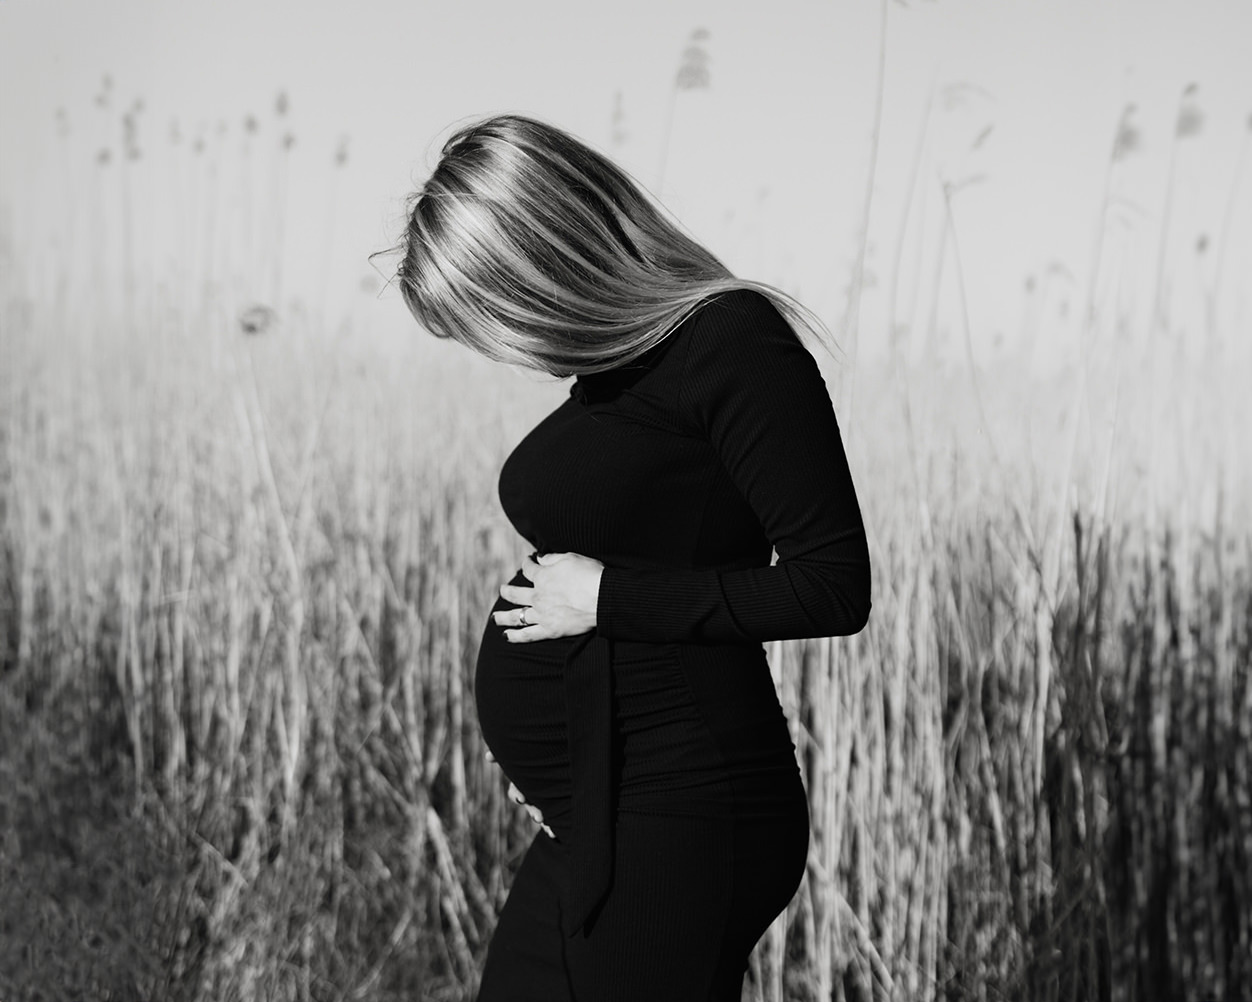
[{"left": 494, "top": 551, "right": 604, "bottom": 643}]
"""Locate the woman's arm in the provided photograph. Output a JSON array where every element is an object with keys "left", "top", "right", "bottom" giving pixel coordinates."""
[
  {"left": 497, "top": 290, "right": 870, "bottom": 644},
  {"left": 594, "top": 289, "right": 870, "bottom": 644}
]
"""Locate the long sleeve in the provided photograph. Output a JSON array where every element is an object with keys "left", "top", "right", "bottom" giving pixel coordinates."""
[{"left": 594, "top": 289, "right": 871, "bottom": 644}]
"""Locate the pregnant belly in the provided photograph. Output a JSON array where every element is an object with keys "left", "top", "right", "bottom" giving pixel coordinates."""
[
  {"left": 474, "top": 581, "right": 805, "bottom": 832},
  {"left": 474, "top": 595, "right": 578, "bottom": 834}
]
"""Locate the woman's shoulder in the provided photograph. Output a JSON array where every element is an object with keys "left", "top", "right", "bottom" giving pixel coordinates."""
[
  {"left": 684, "top": 287, "right": 789, "bottom": 337},
  {"left": 679, "top": 287, "right": 806, "bottom": 372},
  {"left": 572, "top": 288, "right": 807, "bottom": 410},
  {"left": 668, "top": 286, "right": 830, "bottom": 426},
  {"left": 564, "top": 287, "right": 827, "bottom": 441}
]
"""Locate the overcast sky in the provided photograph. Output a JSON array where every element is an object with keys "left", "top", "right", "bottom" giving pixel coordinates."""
[{"left": 3, "top": 0, "right": 1250, "bottom": 364}]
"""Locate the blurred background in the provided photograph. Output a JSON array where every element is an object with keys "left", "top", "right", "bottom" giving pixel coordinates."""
[
  {"left": 6, "top": 0, "right": 1252, "bottom": 364},
  {"left": 2, "top": 1, "right": 1251, "bottom": 999}
]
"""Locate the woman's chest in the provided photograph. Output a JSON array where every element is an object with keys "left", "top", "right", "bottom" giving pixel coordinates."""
[{"left": 498, "top": 398, "right": 730, "bottom": 564}]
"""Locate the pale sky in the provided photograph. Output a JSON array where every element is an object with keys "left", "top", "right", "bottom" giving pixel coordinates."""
[{"left": 3, "top": 0, "right": 1251, "bottom": 365}]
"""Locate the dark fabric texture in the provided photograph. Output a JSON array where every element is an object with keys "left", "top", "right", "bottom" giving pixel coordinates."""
[{"left": 473, "top": 289, "right": 870, "bottom": 1000}]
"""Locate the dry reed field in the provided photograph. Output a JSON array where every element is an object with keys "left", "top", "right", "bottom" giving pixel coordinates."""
[{"left": 2, "top": 86, "right": 1252, "bottom": 1002}]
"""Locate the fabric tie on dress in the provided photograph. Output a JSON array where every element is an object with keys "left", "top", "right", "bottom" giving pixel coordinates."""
[{"left": 560, "top": 632, "right": 613, "bottom": 937}]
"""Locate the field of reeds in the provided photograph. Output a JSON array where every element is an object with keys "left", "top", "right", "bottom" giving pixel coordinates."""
[{"left": 3, "top": 80, "right": 1251, "bottom": 1002}]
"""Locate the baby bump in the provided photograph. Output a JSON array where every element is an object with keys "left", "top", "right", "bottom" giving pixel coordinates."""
[
  {"left": 474, "top": 592, "right": 577, "bottom": 834},
  {"left": 474, "top": 575, "right": 803, "bottom": 829}
]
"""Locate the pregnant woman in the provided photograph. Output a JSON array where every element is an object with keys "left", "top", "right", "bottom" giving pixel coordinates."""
[{"left": 395, "top": 114, "right": 871, "bottom": 1001}]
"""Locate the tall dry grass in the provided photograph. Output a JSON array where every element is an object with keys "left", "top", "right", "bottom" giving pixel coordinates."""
[
  {"left": 3, "top": 82, "right": 1251, "bottom": 1002},
  {"left": 4, "top": 295, "right": 1249, "bottom": 1001}
]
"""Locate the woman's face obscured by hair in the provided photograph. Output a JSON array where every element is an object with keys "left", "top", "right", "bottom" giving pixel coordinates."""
[{"left": 396, "top": 114, "right": 731, "bottom": 375}]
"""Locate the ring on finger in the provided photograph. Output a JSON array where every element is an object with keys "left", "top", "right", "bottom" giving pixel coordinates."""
[{"left": 518, "top": 607, "right": 529, "bottom": 627}]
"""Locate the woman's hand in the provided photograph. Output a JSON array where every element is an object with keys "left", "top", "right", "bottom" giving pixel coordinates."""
[
  {"left": 485, "top": 748, "right": 555, "bottom": 839},
  {"left": 507, "top": 781, "right": 555, "bottom": 839},
  {"left": 493, "top": 551, "right": 604, "bottom": 643}
]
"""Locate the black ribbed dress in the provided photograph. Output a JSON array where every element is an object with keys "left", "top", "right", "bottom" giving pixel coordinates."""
[{"left": 473, "top": 289, "right": 871, "bottom": 1002}]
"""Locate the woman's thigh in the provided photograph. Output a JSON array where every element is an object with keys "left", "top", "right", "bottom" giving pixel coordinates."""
[
  {"left": 706, "top": 804, "right": 810, "bottom": 999},
  {"left": 566, "top": 812, "right": 735, "bottom": 1002},
  {"left": 477, "top": 834, "right": 575, "bottom": 1002},
  {"left": 478, "top": 806, "right": 808, "bottom": 1002}
]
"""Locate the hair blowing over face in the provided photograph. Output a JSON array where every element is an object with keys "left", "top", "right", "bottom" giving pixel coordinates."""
[{"left": 396, "top": 114, "right": 825, "bottom": 376}]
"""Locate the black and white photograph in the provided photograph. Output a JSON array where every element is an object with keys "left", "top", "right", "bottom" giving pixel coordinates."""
[{"left": 2, "top": 1, "right": 1250, "bottom": 999}]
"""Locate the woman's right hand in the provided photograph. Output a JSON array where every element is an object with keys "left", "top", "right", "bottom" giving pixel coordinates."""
[
  {"left": 507, "top": 781, "right": 556, "bottom": 839},
  {"left": 486, "top": 749, "right": 555, "bottom": 839}
]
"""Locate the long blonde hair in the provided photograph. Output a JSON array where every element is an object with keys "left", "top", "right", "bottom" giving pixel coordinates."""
[{"left": 396, "top": 114, "right": 826, "bottom": 376}]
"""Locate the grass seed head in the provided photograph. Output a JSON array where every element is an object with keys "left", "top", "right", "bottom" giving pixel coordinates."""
[
  {"left": 1113, "top": 104, "right": 1141, "bottom": 161},
  {"left": 1176, "top": 85, "right": 1204, "bottom": 139}
]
